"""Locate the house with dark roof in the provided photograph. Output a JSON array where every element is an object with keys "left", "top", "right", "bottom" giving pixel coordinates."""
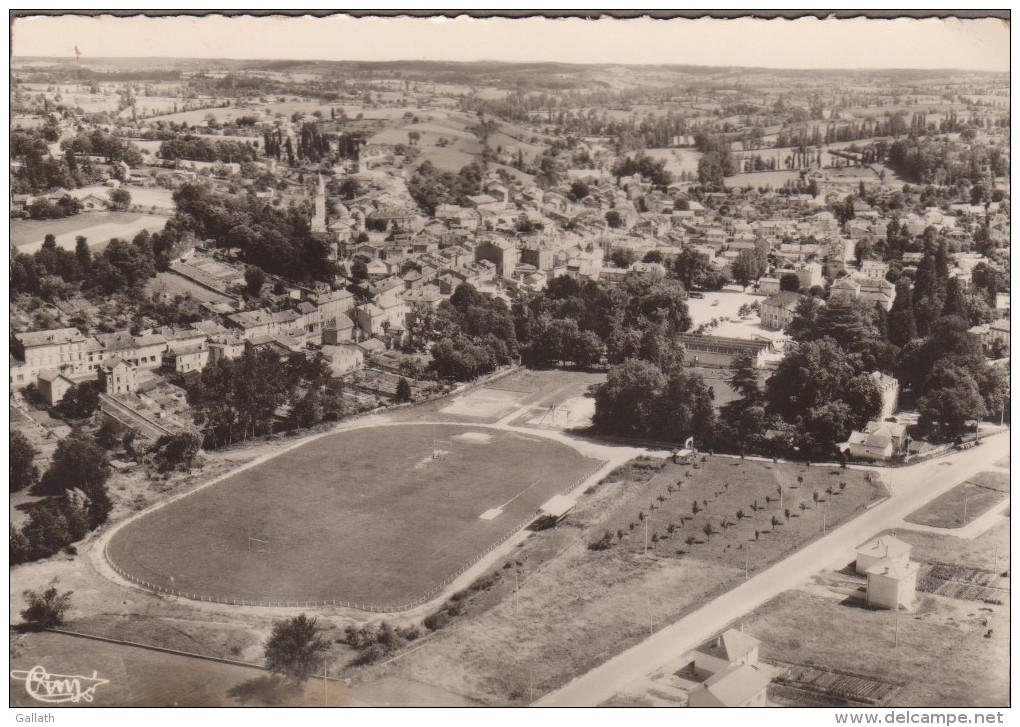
[
  {"left": 37, "top": 369, "right": 76, "bottom": 406},
  {"left": 760, "top": 291, "right": 803, "bottom": 330}
]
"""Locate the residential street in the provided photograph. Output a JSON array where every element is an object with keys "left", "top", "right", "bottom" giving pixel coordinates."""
[{"left": 536, "top": 432, "right": 1010, "bottom": 706}]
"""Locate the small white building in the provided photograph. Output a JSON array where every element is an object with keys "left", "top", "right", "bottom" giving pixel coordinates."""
[
  {"left": 842, "top": 420, "right": 908, "bottom": 461},
  {"left": 865, "top": 558, "right": 919, "bottom": 610},
  {"left": 855, "top": 535, "right": 912, "bottom": 575}
]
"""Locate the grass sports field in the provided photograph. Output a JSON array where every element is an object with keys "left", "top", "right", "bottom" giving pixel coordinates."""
[{"left": 107, "top": 423, "right": 600, "bottom": 607}]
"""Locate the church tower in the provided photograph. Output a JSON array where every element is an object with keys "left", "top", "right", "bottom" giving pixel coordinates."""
[{"left": 311, "top": 173, "right": 327, "bottom": 233}]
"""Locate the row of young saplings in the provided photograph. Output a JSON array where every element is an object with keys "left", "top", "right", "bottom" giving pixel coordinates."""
[{"left": 588, "top": 466, "right": 853, "bottom": 553}]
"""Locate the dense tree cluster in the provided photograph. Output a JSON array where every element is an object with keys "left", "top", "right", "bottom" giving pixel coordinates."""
[
  {"left": 62, "top": 129, "right": 144, "bottom": 166},
  {"left": 186, "top": 349, "right": 347, "bottom": 447},
  {"left": 10, "top": 432, "right": 39, "bottom": 493},
  {"left": 26, "top": 195, "right": 83, "bottom": 220},
  {"left": 11, "top": 127, "right": 105, "bottom": 193},
  {"left": 158, "top": 135, "right": 258, "bottom": 163},
  {"left": 427, "top": 284, "right": 518, "bottom": 381},
  {"left": 611, "top": 153, "right": 674, "bottom": 189},
  {"left": 765, "top": 337, "right": 883, "bottom": 458},
  {"left": 694, "top": 132, "right": 737, "bottom": 186},
  {"left": 406, "top": 161, "right": 484, "bottom": 215},
  {"left": 729, "top": 240, "right": 770, "bottom": 287},
  {"left": 170, "top": 183, "right": 334, "bottom": 281},
  {"left": 762, "top": 254, "right": 1009, "bottom": 449},
  {"left": 11, "top": 229, "right": 179, "bottom": 301},
  {"left": 591, "top": 357, "right": 716, "bottom": 444},
  {"left": 514, "top": 273, "right": 692, "bottom": 368},
  {"left": 886, "top": 138, "right": 1008, "bottom": 186},
  {"left": 12, "top": 435, "right": 115, "bottom": 566},
  {"left": 672, "top": 248, "right": 730, "bottom": 291}
]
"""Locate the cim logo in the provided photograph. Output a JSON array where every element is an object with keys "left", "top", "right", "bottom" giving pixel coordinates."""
[{"left": 11, "top": 665, "right": 110, "bottom": 704}]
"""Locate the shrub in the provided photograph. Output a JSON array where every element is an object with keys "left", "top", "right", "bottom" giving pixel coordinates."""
[
  {"left": 395, "top": 625, "right": 421, "bottom": 642},
  {"left": 469, "top": 573, "right": 499, "bottom": 592},
  {"left": 21, "top": 586, "right": 73, "bottom": 629},
  {"left": 349, "top": 643, "right": 387, "bottom": 666},
  {"left": 423, "top": 610, "right": 451, "bottom": 631},
  {"left": 588, "top": 531, "right": 614, "bottom": 551}
]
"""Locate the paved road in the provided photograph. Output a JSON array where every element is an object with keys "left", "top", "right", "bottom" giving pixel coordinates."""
[{"left": 536, "top": 432, "right": 1010, "bottom": 706}]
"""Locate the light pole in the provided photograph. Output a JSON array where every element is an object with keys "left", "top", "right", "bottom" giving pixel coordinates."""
[{"left": 515, "top": 569, "right": 520, "bottom": 618}]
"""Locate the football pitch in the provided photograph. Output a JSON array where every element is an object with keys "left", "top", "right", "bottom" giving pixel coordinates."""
[{"left": 107, "top": 423, "right": 600, "bottom": 608}]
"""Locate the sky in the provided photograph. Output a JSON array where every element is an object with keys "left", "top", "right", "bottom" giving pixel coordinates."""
[{"left": 10, "top": 13, "right": 1011, "bottom": 72}]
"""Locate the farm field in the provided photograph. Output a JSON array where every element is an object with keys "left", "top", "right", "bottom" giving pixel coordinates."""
[
  {"left": 904, "top": 471, "right": 1009, "bottom": 529},
  {"left": 594, "top": 458, "right": 884, "bottom": 572},
  {"left": 9, "top": 631, "right": 352, "bottom": 707},
  {"left": 107, "top": 423, "right": 601, "bottom": 607},
  {"left": 11, "top": 212, "right": 168, "bottom": 254}
]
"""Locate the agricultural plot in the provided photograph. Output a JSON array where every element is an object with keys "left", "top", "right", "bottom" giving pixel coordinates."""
[
  {"left": 917, "top": 563, "right": 1007, "bottom": 604},
  {"left": 107, "top": 423, "right": 600, "bottom": 607},
  {"left": 593, "top": 458, "right": 883, "bottom": 572},
  {"left": 769, "top": 661, "right": 901, "bottom": 707},
  {"left": 904, "top": 472, "right": 1008, "bottom": 529}
]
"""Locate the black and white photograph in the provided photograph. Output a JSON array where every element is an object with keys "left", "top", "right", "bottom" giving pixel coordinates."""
[{"left": 7, "top": 10, "right": 1011, "bottom": 721}]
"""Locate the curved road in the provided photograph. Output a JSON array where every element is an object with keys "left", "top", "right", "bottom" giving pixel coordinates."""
[{"left": 536, "top": 432, "right": 1010, "bottom": 706}]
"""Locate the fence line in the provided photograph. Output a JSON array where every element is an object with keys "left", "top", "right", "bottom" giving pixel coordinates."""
[{"left": 104, "top": 459, "right": 606, "bottom": 614}]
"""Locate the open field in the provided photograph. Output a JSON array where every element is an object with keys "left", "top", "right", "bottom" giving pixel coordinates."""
[
  {"left": 9, "top": 631, "right": 352, "bottom": 707},
  {"left": 11, "top": 212, "right": 168, "bottom": 254},
  {"left": 107, "top": 423, "right": 600, "bottom": 606},
  {"left": 904, "top": 472, "right": 1009, "bottom": 529},
  {"left": 595, "top": 458, "right": 884, "bottom": 572},
  {"left": 725, "top": 170, "right": 802, "bottom": 188},
  {"left": 639, "top": 147, "right": 702, "bottom": 177}
]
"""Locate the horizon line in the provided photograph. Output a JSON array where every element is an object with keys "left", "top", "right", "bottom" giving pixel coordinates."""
[{"left": 10, "top": 56, "right": 1009, "bottom": 74}]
